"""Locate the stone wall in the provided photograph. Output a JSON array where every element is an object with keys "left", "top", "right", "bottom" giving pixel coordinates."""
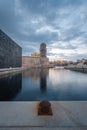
[
  {"left": 0, "top": 29, "right": 22, "bottom": 68},
  {"left": 40, "top": 43, "right": 46, "bottom": 57},
  {"left": 22, "top": 43, "right": 50, "bottom": 69},
  {"left": 22, "top": 56, "right": 50, "bottom": 68},
  {"left": 65, "top": 66, "right": 87, "bottom": 73},
  {"left": 40, "top": 57, "right": 50, "bottom": 67},
  {"left": 22, "top": 56, "right": 41, "bottom": 68}
]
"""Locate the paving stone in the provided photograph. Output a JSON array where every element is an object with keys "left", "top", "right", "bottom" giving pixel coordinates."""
[{"left": 0, "top": 101, "right": 87, "bottom": 129}]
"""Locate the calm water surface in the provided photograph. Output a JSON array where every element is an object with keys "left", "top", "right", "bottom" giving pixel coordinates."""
[{"left": 0, "top": 68, "right": 87, "bottom": 101}]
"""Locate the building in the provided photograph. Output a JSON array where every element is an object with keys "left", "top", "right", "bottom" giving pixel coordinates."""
[
  {"left": 0, "top": 29, "right": 22, "bottom": 68},
  {"left": 40, "top": 43, "right": 46, "bottom": 57},
  {"left": 22, "top": 56, "right": 41, "bottom": 68},
  {"left": 22, "top": 43, "right": 50, "bottom": 68},
  {"left": 31, "top": 53, "right": 40, "bottom": 57}
]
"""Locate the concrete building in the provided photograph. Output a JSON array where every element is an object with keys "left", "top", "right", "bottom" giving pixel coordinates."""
[{"left": 0, "top": 29, "right": 22, "bottom": 68}]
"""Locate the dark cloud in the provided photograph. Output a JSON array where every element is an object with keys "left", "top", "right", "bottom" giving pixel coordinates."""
[
  {"left": 0, "top": 0, "right": 87, "bottom": 60},
  {"left": 0, "top": 1, "right": 17, "bottom": 31}
]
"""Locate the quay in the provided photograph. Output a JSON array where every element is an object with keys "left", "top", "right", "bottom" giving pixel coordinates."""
[
  {"left": 0, "top": 67, "right": 26, "bottom": 77},
  {"left": 0, "top": 101, "right": 87, "bottom": 130},
  {"left": 65, "top": 63, "right": 87, "bottom": 73}
]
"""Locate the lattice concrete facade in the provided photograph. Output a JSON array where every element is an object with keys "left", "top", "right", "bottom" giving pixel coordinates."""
[{"left": 0, "top": 29, "right": 22, "bottom": 68}]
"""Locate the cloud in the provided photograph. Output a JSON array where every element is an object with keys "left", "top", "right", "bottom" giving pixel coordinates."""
[{"left": 0, "top": 0, "right": 87, "bottom": 60}]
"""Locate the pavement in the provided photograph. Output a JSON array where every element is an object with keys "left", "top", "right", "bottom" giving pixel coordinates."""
[
  {"left": 0, "top": 67, "right": 26, "bottom": 77},
  {"left": 0, "top": 101, "right": 87, "bottom": 130}
]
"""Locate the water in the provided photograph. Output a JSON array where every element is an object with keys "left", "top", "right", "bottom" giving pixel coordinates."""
[{"left": 0, "top": 68, "right": 87, "bottom": 101}]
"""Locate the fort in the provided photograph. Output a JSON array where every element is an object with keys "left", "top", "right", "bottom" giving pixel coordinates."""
[{"left": 22, "top": 43, "right": 50, "bottom": 68}]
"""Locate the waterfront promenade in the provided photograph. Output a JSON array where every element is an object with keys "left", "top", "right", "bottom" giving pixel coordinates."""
[
  {"left": 0, "top": 67, "right": 26, "bottom": 77},
  {"left": 0, "top": 101, "right": 87, "bottom": 130},
  {"left": 65, "top": 63, "right": 87, "bottom": 73}
]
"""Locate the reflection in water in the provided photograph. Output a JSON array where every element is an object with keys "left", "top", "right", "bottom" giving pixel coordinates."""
[
  {"left": 0, "top": 73, "right": 22, "bottom": 101},
  {"left": 22, "top": 69, "right": 41, "bottom": 80},
  {"left": 0, "top": 68, "right": 87, "bottom": 101},
  {"left": 40, "top": 69, "right": 48, "bottom": 93},
  {"left": 22, "top": 68, "right": 48, "bottom": 92}
]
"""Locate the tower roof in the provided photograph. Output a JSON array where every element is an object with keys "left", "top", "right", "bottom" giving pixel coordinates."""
[{"left": 40, "top": 43, "right": 46, "bottom": 46}]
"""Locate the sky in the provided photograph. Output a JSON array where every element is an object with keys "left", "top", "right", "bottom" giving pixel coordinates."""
[{"left": 0, "top": 0, "right": 87, "bottom": 61}]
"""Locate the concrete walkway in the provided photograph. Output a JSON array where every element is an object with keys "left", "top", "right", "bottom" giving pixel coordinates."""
[
  {"left": 0, "top": 101, "right": 87, "bottom": 130},
  {"left": 0, "top": 67, "right": 26, "bottom": 77}
]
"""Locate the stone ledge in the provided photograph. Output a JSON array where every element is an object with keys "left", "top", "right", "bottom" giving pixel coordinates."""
[
  {"left": 0, "top": 101, "right": 87, "bottom": 128},
  {"left": 0, "top": 67, "right": 26, "bottom": 77}
]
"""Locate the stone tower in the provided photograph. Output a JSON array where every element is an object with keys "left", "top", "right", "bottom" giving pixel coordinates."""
[{"left": 40, "top": 43, "right": 46, "bottom": 57}]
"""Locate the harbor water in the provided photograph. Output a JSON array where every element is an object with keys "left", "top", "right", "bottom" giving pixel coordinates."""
[{"left": 0, "top": 68, "right": 87, "bottom": 101}]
